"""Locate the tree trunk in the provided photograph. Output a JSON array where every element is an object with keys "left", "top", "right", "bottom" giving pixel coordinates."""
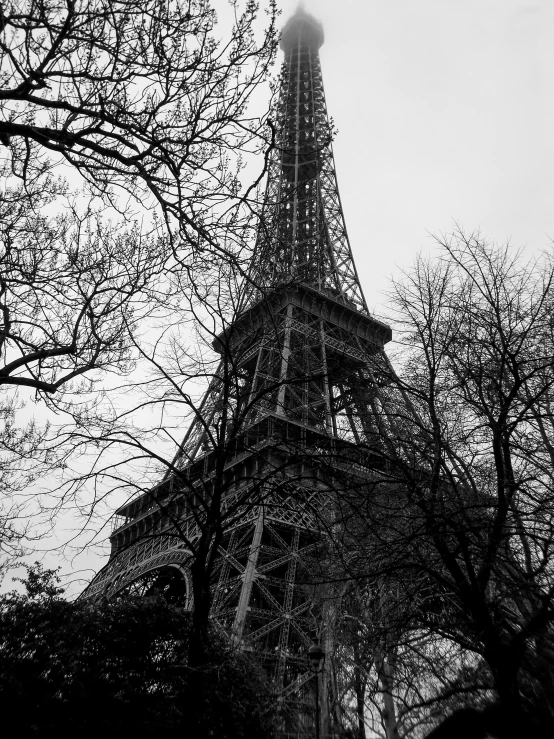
[
  {"left": 377, "top": 650, "right": 400, "bottom": 739},
  {"left": 353, "top": 660, "right": 366, "bottom": 739},
  {"left": 189, "top": 559, "right": 212, "bottom": 668}
]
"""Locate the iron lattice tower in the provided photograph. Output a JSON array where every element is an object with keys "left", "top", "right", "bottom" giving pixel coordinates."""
[{"left": 84, "top": 9, "right": 396, "bottom": 736}]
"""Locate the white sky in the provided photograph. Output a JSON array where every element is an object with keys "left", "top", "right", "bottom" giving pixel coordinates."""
[
  {"left": 278, "top": 0, "right": 554, "bottom": 316},
  {"left": 5, "top": 0, "right": 554, "bottom": 593}
]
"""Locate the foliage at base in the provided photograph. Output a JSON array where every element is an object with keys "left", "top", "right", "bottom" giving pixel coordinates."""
[{"left": 0, "top": 566, "right": 276, "bottom": 739}]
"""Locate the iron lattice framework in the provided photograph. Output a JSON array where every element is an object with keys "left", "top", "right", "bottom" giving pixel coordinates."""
[
  {"left": 83, "top": 10, "right": 401, "bottom": 737},
  {"left": 248, "top": 10, "right": 368, "bottom": 314}
]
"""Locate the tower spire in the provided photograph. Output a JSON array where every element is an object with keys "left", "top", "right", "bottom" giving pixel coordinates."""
[{"left": 252, "top": 7, "right": 368, "bottom": 313}]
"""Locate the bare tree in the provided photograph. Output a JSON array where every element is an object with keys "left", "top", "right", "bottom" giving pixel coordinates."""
[
  {"left": 332, "top": 230, "right": 554, "bottom": 733},
  {"left": 0, "top": 0, "right": 278, "bottom": 259},
  {"left": 0, "top": 181, "right": 164, "bottom": 395},
  {"left": 332, "top": 581, "right": 494, "bottom": 739},
  {"left": 0, "top": 164, "right": 167, "bottom": 565},
  {"left": 0, "top": 0, "right": 279, "bottom": 393},
  {"left": 0, "top": 0, "right": 278, "bottom": 570}
]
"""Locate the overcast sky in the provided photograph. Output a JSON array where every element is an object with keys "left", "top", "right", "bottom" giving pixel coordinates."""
[
  {"left": 277, "top": 0, "right": 554, "bottom": 316},
  {"left": 7, "top": 0, "right": 554, "bottom": 593}
]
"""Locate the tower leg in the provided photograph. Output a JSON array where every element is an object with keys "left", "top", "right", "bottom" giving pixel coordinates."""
[{"left": 233, "top": 507, "right": 265, "bottom": 639}]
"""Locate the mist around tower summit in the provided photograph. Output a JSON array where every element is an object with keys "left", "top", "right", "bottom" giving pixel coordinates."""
[{"left": 0, "top": 1, "right": 553, "bottom": 738}]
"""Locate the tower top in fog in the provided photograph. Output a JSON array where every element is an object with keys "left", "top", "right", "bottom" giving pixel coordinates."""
[{"left": 280, "top": 7, "right": 324, "bottom": 53}]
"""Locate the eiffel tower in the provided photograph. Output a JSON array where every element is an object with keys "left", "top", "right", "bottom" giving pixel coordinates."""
[{"left": 83, "top": 8, "right": 394, "bottom": 736}]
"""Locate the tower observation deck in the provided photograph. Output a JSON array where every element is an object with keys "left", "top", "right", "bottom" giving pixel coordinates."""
[{"left": 83, "top": 8, "right": 397, "bottom": 737}]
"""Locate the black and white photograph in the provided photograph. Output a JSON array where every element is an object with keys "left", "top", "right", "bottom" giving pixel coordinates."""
[{"left": 1, "top": 1, "right": 553, "bottom": 737}]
